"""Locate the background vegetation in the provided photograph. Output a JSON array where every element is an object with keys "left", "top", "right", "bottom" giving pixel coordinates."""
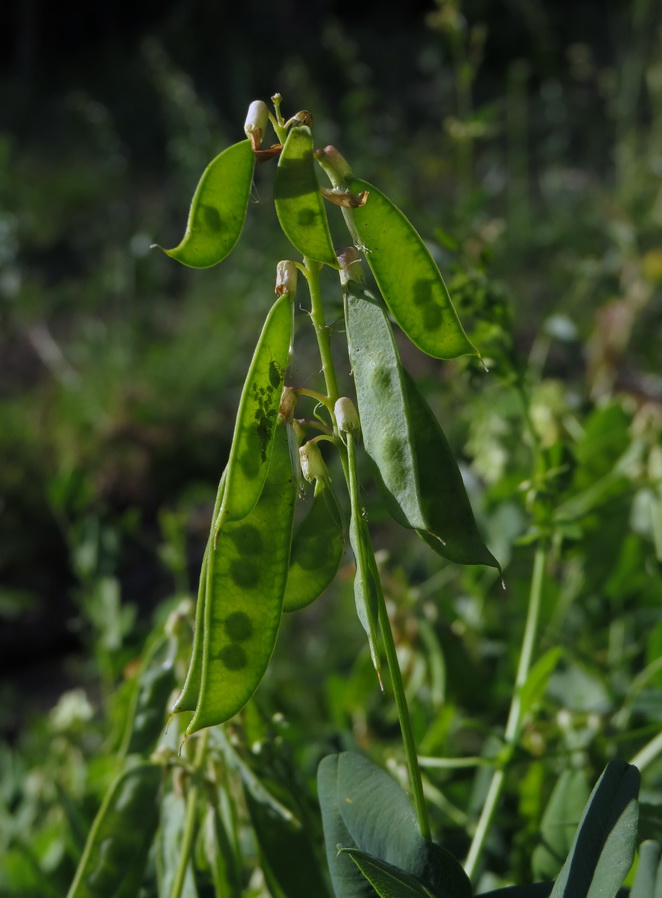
[{"left": 1, "top": 0, "right": 661, "bottom": 894}]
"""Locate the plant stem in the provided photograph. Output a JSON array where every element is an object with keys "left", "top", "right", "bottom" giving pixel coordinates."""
[
  {"left": 464, "top": 541, "right": 547, "bottom": 882},
  {"left": 169, "top": 729, "right": 209, "bottom": 898},
  {"left": 302, "top": 262, "right": 430, "bottom": 840},
  {"left": 302, "top": 257, "right": 340, "bottom": 405},
  {"left": 376, "top": 575, "right": 432, "bottom": 841}
]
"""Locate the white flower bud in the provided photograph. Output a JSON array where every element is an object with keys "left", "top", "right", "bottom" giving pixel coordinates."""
[
  {"left": 334, "top": 397, "right": 360, "bottom": 435},
  {"left": 275, "top": 260, "right": 297, "bottom": 296},
  {"left": 244, "top": 100, "right": 269, "bottom": 149}
]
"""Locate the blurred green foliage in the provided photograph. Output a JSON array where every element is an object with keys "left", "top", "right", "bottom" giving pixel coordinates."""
[{"left": 1, "top": 0, "right": 662, "bottom": 894}]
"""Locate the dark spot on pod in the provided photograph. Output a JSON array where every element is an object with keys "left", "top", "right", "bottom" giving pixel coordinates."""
[
  {"left": 224, "top": 611, "right": 253, "bottom": 642},
  {"left": 201, "top": 204, "right": 222, "bottom": 232},
  {"left": 219, "top": 644, "right": 247, "bottom": 670},
  {"left": 230, "top": 559, "right": 261, "bottom": 588}
]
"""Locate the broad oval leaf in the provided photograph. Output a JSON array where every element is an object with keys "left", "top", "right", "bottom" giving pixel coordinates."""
[
  {"left": 341, "top": 848, "right": 436, "bottom": 898},
  {"left": 318, "top": 752, "right": 472, "bottom": 898},
  {"left": 549, "top": 760, "right": 640, "bottom": 898},
  {"left": 275, "top": 126, "right": 339, "bottom": 267},
  {"left": 532, "top": 768, "right": 590, "bottom": 881},
  {"left": 345, "top": 175, "right": 477, "bottom": 360},
  {"left": 160, "top": 139, "right": 255, "bottom": 268}
]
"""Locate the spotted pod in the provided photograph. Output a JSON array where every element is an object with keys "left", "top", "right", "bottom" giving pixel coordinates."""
[
  {"left": 275, "top": 126, "right": 339, "bottom": 268},
  {"left": 186, "top": 420, "right": 296, "bottom": 734},
  {"left": 344, "top": 276, "right": 428, "bottom": 531},
  {"left": 66, "top": 763, "right": 161, "bottom": 898},
  {"left": 158, "top": 139, "right": 256, "bottom": 269},
  {"left": 215, "top": 290, "right": 293, "bottom": 534},
  {"left": 284, "top": 484, "right": 345, "bottom": 612},
  {"left": 403, "top": 371, "right": 499, "bottom": 568},
  {"left": 345, "top": 174, "right": 477, "bottom": 360}
]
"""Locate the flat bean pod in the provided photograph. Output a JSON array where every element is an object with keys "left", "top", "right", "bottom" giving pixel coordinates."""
[
  {"left": 284, "top": 484, "right": 344, "bottom": 612},
  {"left": 344, "top": 277, "right": 428, "bottom": 531},
  {"left": 403, "top": 372, "right": 499, "bottom": 568},
  {"left": 216, "top": 291, "right": 293, "bottom": 531},
  {"left": 186, "top": 421, "right": 296, "bottom": 733},
  {"left": 275, "top": 126, "right": 339, "bottom": 268},
  {"left": 159, "top": 139, "right": 255, "bottom": 269},
  {"left": 66, "top": 763, "right": 161, "bottom": 898},
  {"left": 345, "top": 175, "right": 477, "bottom": 360},
  {"left": 171, "top": 471, "right": 226, "bottom": 715}
]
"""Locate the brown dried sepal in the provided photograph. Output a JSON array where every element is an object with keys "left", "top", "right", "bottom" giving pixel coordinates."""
[
  {"left": 253, "top": 143, "right": 283, "bottom": 163},
  {"left": 320, "top": 187, "right": 369, "bottom": 209}
]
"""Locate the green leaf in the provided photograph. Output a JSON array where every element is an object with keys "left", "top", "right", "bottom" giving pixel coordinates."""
[
  {"left": 284, "top": 484, "right": 345, "bottom": 611},
  {"left": 532, "top": 769, "right": 590, "bottom": 881},
  {"left": 214, "top": 290, "right": 294, "bottom": 531},
  {"left": 186, "top": 421, "right": 296, "bottom": 733},
  {"left": 245, "top": 788, "right": 333, "bottom": 898},
  {"left": 122, "top": 640, "right": 176, "bottom": 756},
  {"left": 549, "top": 760, "right": 640, "bottom": 898},
  {"left": 404, "top": 373, "right": 499, "bottom": 568},
  {"left": 159, "top": 138, "right": 255, "bottom": 268},
  {"left": 631, "top": 840, "right": 662, "bottom": 898},
  {"left": 198, "top": 805, "right": 243, "bottom": 898},
  {"left": 519, "top": 647, "right": 563, "bottom": 721},
  {"left": 341, "top": 848, "right": 435, "bottom": 898},
  {"left": 275, "top": 126, "right": 339, "bottom": 267},
  {"left": 476, "top": 886, "right": 554, "bottom": 897},
  {"left": 156, "top": 792, "right": 198, "bottom": 898},
  {"left": 66, "top": 763, "right": 161, "bottom": 898},
  {"left": 345, "top": 176, "right": 477, "bottom": 360},
  {"left": 344, "top": 279, "right": 428, "bottom": 531},
  {"left": 318, "top": 752, "right": 472, "bottom": 898}
]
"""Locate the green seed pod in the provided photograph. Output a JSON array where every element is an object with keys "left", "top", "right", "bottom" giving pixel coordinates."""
[
  {"left": 214, "top": 290, "right": 293, "bottom": 532},
  {"left": 185, "top": 421, "right": 296, "bottom": 733},
  {"left": 284, "top": 486, "right": 345, "bottom": 612},
  {"left": 157, "top": 139, "right": 256, "bottom": 269},
  {"left": 274, "top": 126, "right": 339, "bottom": 268},
  {"left": 316, "top": 146, "right": 477, "bottom": 360}
]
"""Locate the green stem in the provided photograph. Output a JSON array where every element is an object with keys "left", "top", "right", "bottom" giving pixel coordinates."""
[
  {"left": 375, "top": 573, "right": 432, "bottom": 841},
  {"left": 302, "top": 257, "right": 340, "bottom": 405},
  {"left": 464, "top": 541, "right": 547, "bottom": 882},
  {"left": 168, "top": 730, "right": 209, "bottom": 898},
  {"left": 303, "top": 263, "right": 430, "bottom": 839}
]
